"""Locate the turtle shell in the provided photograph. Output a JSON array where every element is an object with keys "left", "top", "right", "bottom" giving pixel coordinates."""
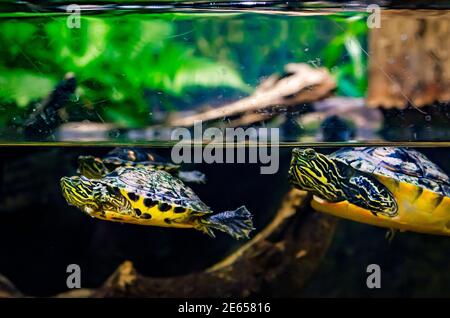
[
  {"left": 330, "top": 147, "right": 450, "bottom": 197},
  {"left": 102, "top": 166, "right": 211, "bottom": 213},
  {"left": 103, "top": 147, "right": 177, "bottom": 166}
]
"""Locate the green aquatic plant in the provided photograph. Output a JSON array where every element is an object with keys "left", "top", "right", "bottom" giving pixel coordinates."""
[
  {"left": 322, "top": 14, "right": 368, "bottom": 97},
  {"left": 0, "top": 11, "right": 368, "bottom": 129},
  {"left": 0, "top": 14, "right": 249, "bottom": 127}
]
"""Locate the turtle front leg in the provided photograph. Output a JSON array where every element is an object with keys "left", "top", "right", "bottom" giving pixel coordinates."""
[
  {"left": 345, "top": 175, "right": 398, "bottom": 217},
  {"left": 92, "top": 184, "right": 133, "bottom": 216}
]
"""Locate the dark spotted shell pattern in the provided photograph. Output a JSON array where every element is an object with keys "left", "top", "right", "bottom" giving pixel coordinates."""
[
  {"left": 330, "top": 147, "right": 450, "bottom": 197},
  {"left": 102, "top": 166, "right": 211, "bottom": 213}
]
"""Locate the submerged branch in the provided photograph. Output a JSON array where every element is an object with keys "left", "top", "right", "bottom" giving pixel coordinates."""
[
  {"left": 59, "top": 189, "right": 336, "bottom": 298},
  {"left": 168, "top": 63, "right": 336, "bottom": 127}
]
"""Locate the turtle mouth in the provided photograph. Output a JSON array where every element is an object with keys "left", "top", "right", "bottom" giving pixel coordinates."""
[
  {"left": 288, "top": 150, "right": 300, "bottom": 179},
  {"left": 287, "top": 163, "right": 296, "bottom": 183}
]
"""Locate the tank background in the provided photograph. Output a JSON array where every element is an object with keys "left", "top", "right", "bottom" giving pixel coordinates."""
[{"left": 302, "top": 218, "right": 450, "bottom": 297}]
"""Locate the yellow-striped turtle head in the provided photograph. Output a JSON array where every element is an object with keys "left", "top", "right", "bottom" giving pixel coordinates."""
[
  {"left": 77, "top": 155, "right": 108, "bottom": 179},
  {"left": 288, "top": 148, "right": 398, "bottom": 217},
  {"left": 288, "top": 148, "right": 345, "bottom": 202},
  {"left": 61, "top": 175, "right": 132, "bottom": 217},
  {"left": 60, "top": 175, "right": 100, "bottom": 214}
]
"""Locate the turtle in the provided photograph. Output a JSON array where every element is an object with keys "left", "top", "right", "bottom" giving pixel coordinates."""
[
  {"left": 77, "top": 147, "right": 206, "bottom": 184},
  {"left": 288, "top": 147, "right": 450, "bottom": 236},
  {"left": 60, "top": 166, "right": 254, "bottom": 239}
]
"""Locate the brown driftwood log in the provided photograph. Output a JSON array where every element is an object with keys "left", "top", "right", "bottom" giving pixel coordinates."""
[
  {"left": 0, "top": 189, "right": 336, "bottom": 298},
  {"left": 58, "top": 64, "right": 335, "bottom": 136},
  {"left": 168, "top": 63, "right": 336, "bottom": 127},
  {"left": 367, "top": 10, "right": 450, "bottom": 109},
  {"left": 0, "top": 274, "right": 23, "bottom": 298}
]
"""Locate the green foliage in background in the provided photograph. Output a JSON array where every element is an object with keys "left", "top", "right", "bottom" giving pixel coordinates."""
[
  {"left": 188, "top": 12, "right": 367, "bottom": 96},
  {"left": 0, "top": 12, "right": 367, "bottom": 128},
  {"left": 323, "top": 15, "right": 368, "bottom": 97}
]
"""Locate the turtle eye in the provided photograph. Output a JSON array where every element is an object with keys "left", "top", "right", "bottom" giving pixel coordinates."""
[{"left": 303, "top": 148, "right": 317, "bottom": 159}]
